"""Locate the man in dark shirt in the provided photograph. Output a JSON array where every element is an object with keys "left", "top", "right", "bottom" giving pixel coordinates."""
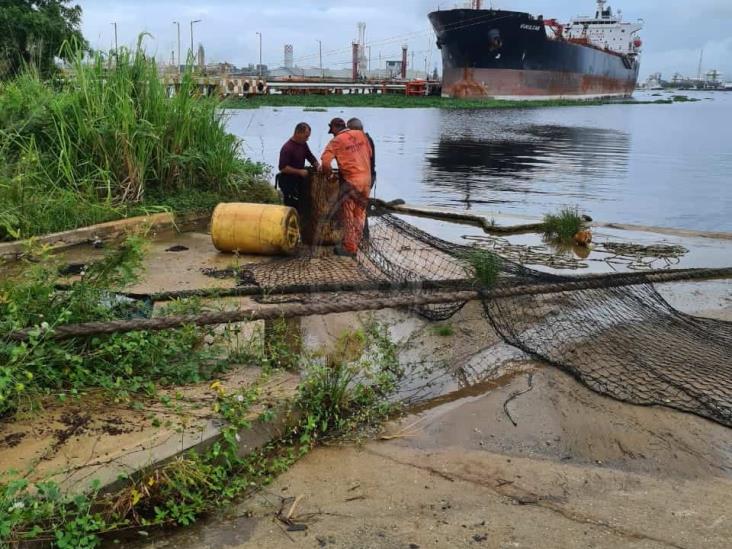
[
  {"left": 277, "top": 122, "right": 319, "bottom": 213},
  {"left": 346, "top": 117, "right": 376, "bottom": 187}
]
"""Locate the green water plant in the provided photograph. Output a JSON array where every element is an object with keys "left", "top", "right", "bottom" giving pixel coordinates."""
[{"left": 542, "top": 207, "right": 584, "bottom": 243}]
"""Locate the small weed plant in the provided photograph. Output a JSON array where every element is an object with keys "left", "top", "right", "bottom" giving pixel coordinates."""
[
  {"left": 432, "top": 323, "right": 455, "bottom": 337},
  {"left": 297, "top": 321, "right": 401, "bottom": 444},
  {"left": 0, "top": 236, "right": 228, "bottom": 417},
  {"left": 1, "top": 317, "right": 402, "bottom": 547},
  {"left": 542, "top": 207, "right": 584, "bottom": 243},
  {"left": 463, "top": 249, "right": 502, "bottom": 288}
]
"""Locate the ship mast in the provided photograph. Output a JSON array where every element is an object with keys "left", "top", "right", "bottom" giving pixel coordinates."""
[
  {"left": 596, "top": 0, "right": 606, "bottom": 18},
  {"left": 472, "top": 0, "right": 482, "bottom": 9}
]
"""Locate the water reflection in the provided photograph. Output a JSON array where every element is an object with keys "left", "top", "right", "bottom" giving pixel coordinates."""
[
  {"left": 225, "top": 93, "right": 732, "bottom": 231},
  {"left": 424, "top": 122, "right": 631, "bottom": 210}
]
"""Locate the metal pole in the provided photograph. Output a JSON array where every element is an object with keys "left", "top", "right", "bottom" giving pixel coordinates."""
[
  {"left": 316, "top": 39, "right": 323, "bottom": 79},
  {"left": 173, "top": 21, "right": 181, "bottom": 72},
  {"left": 256, "top": 32, "right": 262, "bottom": 77},
  {"left": 111, "top": 22, "right": 118, "bottom": 53},
  {"left": 189, "top": 19, "right": 201, "bottom": 63}
]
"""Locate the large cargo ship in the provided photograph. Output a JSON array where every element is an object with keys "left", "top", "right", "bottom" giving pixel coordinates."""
[{"left": 429, "top": 0, "right": 643, "bottom": 99}]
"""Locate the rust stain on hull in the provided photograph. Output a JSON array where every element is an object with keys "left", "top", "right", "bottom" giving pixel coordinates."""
[{"left": 444, "top": 68, "right": 637, "bottom": 99}]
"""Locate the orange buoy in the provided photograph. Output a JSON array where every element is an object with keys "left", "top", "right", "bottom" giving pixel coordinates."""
[{"left": 573, "top": 229, "right": 593, "bottom": 247}]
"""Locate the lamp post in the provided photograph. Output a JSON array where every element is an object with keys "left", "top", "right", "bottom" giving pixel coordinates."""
[
  {"left": 316, "top": 39, "right": 323, "bottom": 79},
  {"left": 111, "top": 22, "right": 118, "bottom": 54},
  {"left": 173, "top": 21, "right": 181, "bottom": 72},
  {"left": 190, "top": 19, "right": 201, "bottom": 62},
  {"left": 256, "top": 32, "right": 262, "bottom": 77}
]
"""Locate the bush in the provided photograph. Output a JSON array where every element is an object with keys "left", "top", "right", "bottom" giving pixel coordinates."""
[
  {"left": 0, "top": 39, "right": 277, "bottom": 241},
  {"left": 0, "top": 236, "right": 227, "bottom": 417},
  {"left": 542, "top": 207, "right": 584, "bottom": 243}
]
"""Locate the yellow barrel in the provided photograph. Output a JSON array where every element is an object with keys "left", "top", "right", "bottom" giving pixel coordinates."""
[{"left": 211, "top": 203, "right": 300, "bottom": 255}]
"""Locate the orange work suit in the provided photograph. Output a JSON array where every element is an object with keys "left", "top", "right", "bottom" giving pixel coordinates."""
[{"left": 321, "top": 130, "right": 373, "bottom": 253}]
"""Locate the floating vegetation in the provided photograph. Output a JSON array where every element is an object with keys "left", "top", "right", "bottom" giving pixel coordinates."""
[
  {"left": 222, "top": 94, "right": 663, "bottom": 111},
  {"left": 672, "top": 95, "right": 701, "bottom": 103},
  {"left": 462, "top": 233, "right": 689, "bottom": 272}
]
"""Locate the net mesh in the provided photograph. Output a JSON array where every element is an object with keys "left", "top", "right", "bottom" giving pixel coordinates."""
[{"left": 227, "top": 213, "right": 732, "bottom": 427}]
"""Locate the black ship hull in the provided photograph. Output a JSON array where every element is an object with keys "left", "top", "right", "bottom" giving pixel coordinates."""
[{"left": 429, "top": 9, "right": 640, "bottom": 99}]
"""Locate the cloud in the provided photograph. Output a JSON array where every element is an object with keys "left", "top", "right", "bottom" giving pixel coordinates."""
[
  {"left": 77, "top": 0, "right": 732, "bottom": 78},
  {"left": 642, "top": 37, "right": 732, "bottom": 80}
]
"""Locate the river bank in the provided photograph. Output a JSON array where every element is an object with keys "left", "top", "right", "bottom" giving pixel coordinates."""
[
  {"left": 127, "top": 274, "right": 732, "bottom": 549},
  {"left": 2, "top": 208, "right": 730, "bottom": 547},
  {"left": 134, "top": 365, "right": 732, "bottom": 549}
]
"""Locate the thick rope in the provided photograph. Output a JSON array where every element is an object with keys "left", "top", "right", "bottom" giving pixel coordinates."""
[
  {"left": 7, "top": 267, "right": 731, "bottom": 342},
  {"left": 127, "top": 266, "right": 718, "bottom": 302}
]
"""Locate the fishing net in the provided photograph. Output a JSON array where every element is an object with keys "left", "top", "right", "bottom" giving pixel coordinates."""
[{"left": 217, "top": 212, "right": 732, "bottom": 427}]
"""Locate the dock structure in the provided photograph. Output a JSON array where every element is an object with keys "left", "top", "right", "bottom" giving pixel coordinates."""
[{"left": 160, "top": 73, "right": 440, "bottom": 97}]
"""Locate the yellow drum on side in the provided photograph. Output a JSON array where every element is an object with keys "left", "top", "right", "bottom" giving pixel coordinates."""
[{"left": 211, "top": 203, "right": 300, "bottom": 255}]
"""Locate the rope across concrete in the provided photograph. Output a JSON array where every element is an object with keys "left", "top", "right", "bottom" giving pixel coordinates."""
[{"left": 7, "top": 267, "right": 731, "bottom": 342}]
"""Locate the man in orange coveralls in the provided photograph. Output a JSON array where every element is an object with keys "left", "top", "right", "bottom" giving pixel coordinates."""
[{"left": 320, "top": 117, "right": 373, "bottom": 257}]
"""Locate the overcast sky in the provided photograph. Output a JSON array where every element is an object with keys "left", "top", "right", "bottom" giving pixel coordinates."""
[{"left": 78, "top": 0, "right": 732, "bottom": 79}]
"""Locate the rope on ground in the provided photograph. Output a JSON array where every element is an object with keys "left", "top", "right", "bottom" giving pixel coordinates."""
[
  {"left": 502, "top": 372, "right": 535, "bottom": 427},
  {"left": 129, "top": 266, "right": 718, "bottom": 302},
  {"left": 7, "top": 267, "right": 732, "bottom": 342}
]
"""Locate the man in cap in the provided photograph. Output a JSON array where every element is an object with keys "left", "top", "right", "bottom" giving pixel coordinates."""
[
  {"left": 320, "top": 117, "right": 373, "bottom": 257},
  {"left": 277, "top": 122, "right": 319, "bottom": 215},
  {"left": 346, "top": 117, "right": 376, "bottom": 187}
]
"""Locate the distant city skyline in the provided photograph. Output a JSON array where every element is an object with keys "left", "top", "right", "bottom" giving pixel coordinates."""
[{"left": 77, "top": 1, "right": 732, "bottom": 80}]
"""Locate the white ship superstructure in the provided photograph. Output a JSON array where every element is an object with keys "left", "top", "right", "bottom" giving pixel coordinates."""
[{"left": 564, "top": 0, "right": 643, "bottom": 56}]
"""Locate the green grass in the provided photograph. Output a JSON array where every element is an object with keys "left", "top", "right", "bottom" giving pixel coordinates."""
[
  {"left": 0, "top": 40, "right": 277, "bottom": 241},
  {"left": 432, "top": 324, "right": 454, "bottom": 337},
  {"left": 222, "top": 94, "right": 657, "bottom": 111},
  {"left": 463, "top": 249, "right": 502, "bottom": 288},
  {"left": 542, "top": 207, "right": 584, "bottom": 243}
]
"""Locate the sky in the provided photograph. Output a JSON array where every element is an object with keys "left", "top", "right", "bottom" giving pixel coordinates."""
[{"left": 77, "top": 0, "right": 732, "bottom": 80}]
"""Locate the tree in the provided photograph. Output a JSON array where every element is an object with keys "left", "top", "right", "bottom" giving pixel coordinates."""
[{"left": 0, "top": 0, "right": 86, "bottom": 79}]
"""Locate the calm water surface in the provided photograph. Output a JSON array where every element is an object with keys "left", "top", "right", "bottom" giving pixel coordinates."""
[{"left": 226, "top": 91, "right": 732, "bottom": 232}]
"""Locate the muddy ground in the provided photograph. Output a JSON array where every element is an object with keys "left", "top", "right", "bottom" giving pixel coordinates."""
[
  {"left": 3, "top": 220, "right": 729, "bottom": 548},
  {"left": 130, "top": 284, "right": 732, "bottom": 549},
  {"left": 133, "top": 365, "right": 732, "bottom": 549}
]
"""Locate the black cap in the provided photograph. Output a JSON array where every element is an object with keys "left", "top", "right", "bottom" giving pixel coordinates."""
[{"left": 328, "top": 117, "right": 346, "bottom": 135}]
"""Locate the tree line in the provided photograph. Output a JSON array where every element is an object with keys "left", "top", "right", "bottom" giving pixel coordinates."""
[{"left": 0, "top": 0, "right": 86, "bottom": 79}]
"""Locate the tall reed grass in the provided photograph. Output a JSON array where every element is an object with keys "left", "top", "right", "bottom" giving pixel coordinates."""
[{"left": 0, "top": 41, "right": 276, "bottom": 240}]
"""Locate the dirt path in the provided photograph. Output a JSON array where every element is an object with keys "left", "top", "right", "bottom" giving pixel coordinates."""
[{"left": 133, "top": 367, "right": 732, "bottom": 549}]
